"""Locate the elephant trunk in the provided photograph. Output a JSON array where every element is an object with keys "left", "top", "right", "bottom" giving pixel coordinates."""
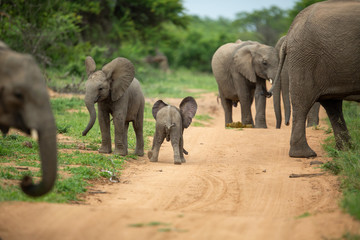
[
  {"left": 272, "top": 77, "right": 282, "bottom": 129},
  {"left": 21, "top": 112, "right": 57, "bottom": 197},
  {"left": 270, "top": 38, "right": 287, "bottom": 128},
  {"left": 82, "top": 96, "right": 97, "bottom": 136}
]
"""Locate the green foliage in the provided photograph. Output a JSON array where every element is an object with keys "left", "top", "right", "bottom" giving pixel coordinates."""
[
  {"left": 322, "top": 101, "right": 360, "bottom": 220},
  {"left": 288, "top": 0, "right": 325, "bottom": 22},
  {"left": 233, "top": 6, "right": 289, "bottom": 46}
]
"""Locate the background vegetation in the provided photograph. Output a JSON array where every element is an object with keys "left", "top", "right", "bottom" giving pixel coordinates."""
[
  {"left": 1, "top": 0, "right": 324, "bottom": 78},
  {"left": 2, "top": 0, "right": 359, "bottom": 226}
]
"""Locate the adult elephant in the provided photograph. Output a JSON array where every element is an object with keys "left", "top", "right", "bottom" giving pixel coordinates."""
[
  {"left": 273, "top": 36, "right": 320, "bottom": 128},
  {"left": 269, "top": 0, "right": 360, "bottom": 158},
  {"left": 82, "top": 56, "right": 144, "bottom": 156},
  {"left": 0, "top": 41, "right": 57, "bottom": 197},
  {"left": 211, "top": 40, "right": 278, "bottom": 128}
]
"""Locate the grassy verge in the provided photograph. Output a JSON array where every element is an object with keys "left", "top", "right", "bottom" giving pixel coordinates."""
[
  {"left": 0, "top": 68, "right": 217, "bottom": 203},
  {"left": 46, "top": 66, "right": 218, "bottom": 98},
  {"left": 322, "top": 101, "right": 360, "bottom": 220}
]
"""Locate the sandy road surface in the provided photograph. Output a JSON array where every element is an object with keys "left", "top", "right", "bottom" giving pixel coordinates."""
[{"left": 1, "top": 91, "right": 360, "bottom": 240}]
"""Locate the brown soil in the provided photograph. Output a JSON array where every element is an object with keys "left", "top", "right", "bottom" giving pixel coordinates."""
[{"left": 1, "top": 90, "right": 360, "bottom": 240}]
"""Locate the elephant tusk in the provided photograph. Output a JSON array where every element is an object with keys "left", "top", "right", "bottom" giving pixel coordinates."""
[
  {"left": 31, "top": 129, "right": 39, "bottom": 141},
  {"left": 269, "top": 79, "right": 273, "bottom": 85}
]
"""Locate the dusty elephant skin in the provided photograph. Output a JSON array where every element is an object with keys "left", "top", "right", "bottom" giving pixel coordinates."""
[
  {"left": 211, "top": 40, "right": 279, "bottom": 128},
  {"left": 270, "top": 0, "right": 360, "bottom": 158},
  {"left": 82, "top": 56, "right": 144, "bottom": 156},
  {"left": 0, "top": 41, "right": 57, "bottom": 197},
  {"left": 148, "top": 96, "right": 197, "bottom": 164},
  {"left": 273, "top": 35, "right": 320, "bottom": 128}
]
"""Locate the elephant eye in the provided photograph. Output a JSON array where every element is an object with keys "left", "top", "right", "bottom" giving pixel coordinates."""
[
  {"left": 262, "top": 60, "right": 268, "bottom": 66},
  {"left": 99, "top": 87, "right": 103, "bottom": 91}
]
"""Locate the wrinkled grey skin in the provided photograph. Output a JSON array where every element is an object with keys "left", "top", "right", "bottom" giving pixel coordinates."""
[
  {"left": 82, "top": 56, "right": 144, "bottom": 156},
  {"left": 269, "top": 0, "right": 360, "bottom": 158},
  {"left": 148, "top": 97, "right": 197, "bottom": 165},
  {"left": 274, "top": 36, "right": 320, "bottom": 128},
  {"left": 0, "top": 41, "right": 57, "bottom": 197},
  {"left": 211, "top": 40, "right": 278, "bottom": 128}
]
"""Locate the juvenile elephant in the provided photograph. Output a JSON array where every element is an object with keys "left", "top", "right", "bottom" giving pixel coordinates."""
[
  {"left": 82, "top": 56, "right": 144, "bottom": 156},
  {"left": 269, "top": 0, "right": 360, "bottom": 158},
  {"left": 273, "top": 35, "right": 320, "bottom": 128},
  {"left": 148, "top": 96, "right": 197, "bottom": 165},
  {"left": 211, "top": 40, "right": 278, "bottom": 128},
  {"left": 0, "top": 41, "right": 57, "bottom": 197}
]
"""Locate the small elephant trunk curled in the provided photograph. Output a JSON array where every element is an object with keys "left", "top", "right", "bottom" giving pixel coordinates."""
[{"left": 83, "top": 98, "right": 97, "bottom": 136}]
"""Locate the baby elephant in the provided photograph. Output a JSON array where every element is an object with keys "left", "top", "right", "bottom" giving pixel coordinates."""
[{"left": 148, "top": 96, "right": 198, "bottom": 164}]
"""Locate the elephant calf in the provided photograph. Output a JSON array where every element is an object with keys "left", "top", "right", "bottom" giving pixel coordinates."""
[
  {"left": 148, "top": 97, "right": 197, "bottom": 165},
  {"left": 82, "top": 56, "right": 144, "bottom": 156}
]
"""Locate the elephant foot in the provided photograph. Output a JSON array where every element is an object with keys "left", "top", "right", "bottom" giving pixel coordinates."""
[
  {"left": 181, "top": 157, "right": 186, "bottom": 163},
  {"left": 174, "top": 157, "right": 182, "bottom": 165},
  {"left": 135, "top": 148, "right": 144, "bottom": 157},
  {"left": 148, "top": 151, "right": 158, "bottom": 162},
  {"left": 99, "top": 146, "right": 112, "bottom": 154},
  {"left": 255, "top": 124, "right": 267, "bottom": 129},
  {"left": 289, "top": 145, "right": 317, "bottom": 158},
  {"left": 114, "top": 148, "right": 127, "bottom": 156},
  {"left": 135, "top": 149, "right": 144, "bottom": 156}
]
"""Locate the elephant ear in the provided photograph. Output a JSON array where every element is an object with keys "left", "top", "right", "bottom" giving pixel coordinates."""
[
  {"left": 152, "top": 100, "right": 168, "bottom": 119},
  {"left": 233, "top": 45, "right": 257, "bottom": 83},
  {"left": 179, "top": 96, "right": 198, "bottom": 128},
  {"left": 85, "top": 56, "right": 96, "bottom": 77},
  {"left": 102, "top": 57, "right": 135, "bottom": 102}
]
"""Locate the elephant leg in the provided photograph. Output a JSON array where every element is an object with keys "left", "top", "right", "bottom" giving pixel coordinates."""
[
  {"left": 180, "top": 136, "right": 186, "bottom": 163},
  {"left": 289, "top": 101, "right": 317, "bottom": 158},
  {"left": 236, "top": 79, "right": 254, "bottom": 126},
  {"left": 171, "top": 136, "right": 182, "bottom": 165},
  {"left": 320, "top": 100, "right": 351, "bottom": 150},
  {"left": 254, "top": 79, "right": 267, "bottom": 128},
  {"left": 133, "top": 117, "right": 144, "bottom": 156},
  {"left": 98, "top": 107, "right": 112, "bottom": 153},
  {"left": 148, "top": 129, "right": 165, "bottom": 162},
  {"left": 113, "top": 115, "right": 128, "bottom": 156},
  {"left": 219, "top": 93, "right": 233, "bottom": 126},
  {"left": 306, "top": 102, "right": 320, "bottom": 127}
]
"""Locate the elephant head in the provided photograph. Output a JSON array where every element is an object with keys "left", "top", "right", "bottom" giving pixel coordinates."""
[
  {"left": 152, "top": 96, "right": 198, "bottom": 130},
  {"left": 233, "top": 42, "right": 279, "bottom": 84},
  {"left": 82, "top": 56, "right": 135, "bottom": 136},
  {"left": 0, "top": 42, "right": 57, "bottom": 197}
]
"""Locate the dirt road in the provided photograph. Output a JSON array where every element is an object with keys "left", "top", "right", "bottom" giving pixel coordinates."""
[{"left": 1, "top": 91, "right": 359, "bottom": 240}]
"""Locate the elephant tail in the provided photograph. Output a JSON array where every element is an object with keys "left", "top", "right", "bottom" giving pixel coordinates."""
[
  {"left": 269, "top": 38, "right": 287, "bottom": 95},
  {"left": 165, "top": 123, "right": 175, "bottom": 141}
]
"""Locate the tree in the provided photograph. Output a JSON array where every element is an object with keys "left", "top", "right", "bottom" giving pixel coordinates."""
[
  {"left": 288, "top": 0, "right": 325, "bottom": 22},
  {"left": 233, "top": 6, "right": 289, "bottom": 46}
]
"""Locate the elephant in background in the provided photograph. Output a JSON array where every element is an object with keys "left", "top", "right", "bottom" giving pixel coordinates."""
[
  {"left": 0, "top": 41, "right": 57, "bottom": 197},
  {"left": 273, "top": 35, "right": 320, "bottom": 128},
  {"left": 211, "top": 40, "right": 278, "bottom": 128},
  {"left": 269, "top": 0, "right": 360, "bottom": 158},
  {"left": 148, "top": 96, "right": 197, "bottom": 165},
  {"left": 82, "top": 56, "right": 144, "bottom": 156}
]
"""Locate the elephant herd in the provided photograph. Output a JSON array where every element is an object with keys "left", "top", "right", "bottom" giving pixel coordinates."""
[{"left": 1, "top": 0, "right": 359, "bottom": 197}]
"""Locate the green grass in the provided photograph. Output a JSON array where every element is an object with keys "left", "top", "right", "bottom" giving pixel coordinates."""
[
  {"left": 295, "top": 212, "right": 311, "bottom": 219},
  {"left": 138, "top": 67, "right": 218, "bottom": 98},
  {"left": 322, "top": 101, "right": 360, "bottom": 220}
]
